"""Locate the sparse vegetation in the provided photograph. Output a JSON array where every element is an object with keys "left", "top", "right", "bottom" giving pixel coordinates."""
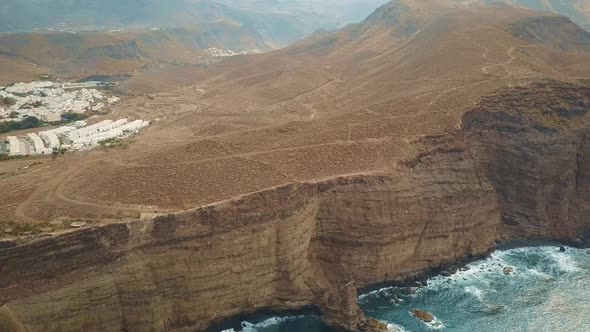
[
  {"left": 61, "top": 112, "right": 89, "bottom": 122},
  {"left": 4, "top": 97, "right": 15, "bottom": 106},
  {"left": 0, "top": 154, "right": 27, "bottom": 162},
  {"left": 100, "top": 137, "right": 132, "bottom": 149},
  {"left": 0, "top": 116, "right": 43, "bottom": 133},
  {"left": 52, "top": 148, "right": 67, "bottom": 159},
  {"left": 0, "top": 221, "right": 51, "bottom": 238},
  {"left": 0, "top": 153, "right": 29, "bottom": 162},
  {"left": 0, "top": 96, "right": 17, "bottom": 107},
  {"left": 21, "top": 101, "right": 44, "bottom": 109}
]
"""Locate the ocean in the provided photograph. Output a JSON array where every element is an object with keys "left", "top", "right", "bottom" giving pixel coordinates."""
[{"left": 223, "top": 246, "right": 590, "bottom": 332}]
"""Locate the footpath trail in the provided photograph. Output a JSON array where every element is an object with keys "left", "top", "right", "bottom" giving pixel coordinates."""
[{"left": 113, "top": 137, "right": 391, "bottom": 168}]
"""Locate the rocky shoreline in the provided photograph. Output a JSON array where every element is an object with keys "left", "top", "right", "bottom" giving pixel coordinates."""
[{"left": 218, "top": 239, "right": 587, "bottom": 331}]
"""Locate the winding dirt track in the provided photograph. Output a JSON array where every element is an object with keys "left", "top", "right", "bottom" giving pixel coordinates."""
[{"left": 44, "top": 135, "right": 392, "bottom": 221}]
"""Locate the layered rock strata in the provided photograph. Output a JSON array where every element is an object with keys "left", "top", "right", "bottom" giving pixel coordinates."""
[
  {"left": 464, "top": 81, "right": 590, "bottom": 242},
  {"left": 0, "top": 154, "right": 498, "bottom": 331}
]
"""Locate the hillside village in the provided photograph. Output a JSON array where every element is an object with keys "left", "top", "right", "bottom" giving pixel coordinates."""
[
  {"left": 4, "top": 119, "right": 150, "bottom": 157},
  {"left": 0, "top": 81, "right": 119, "bottom": 123},
  {"left": 0, "top": 80, "right": 149, "bottom": 157},
  {"left": 204, "top": 47, "right": 261, "bottom": 57}
]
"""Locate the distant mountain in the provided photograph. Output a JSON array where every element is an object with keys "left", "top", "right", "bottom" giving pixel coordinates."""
[
  {"left": 0, "top": 0, "right": 392, "bottom": 47},
  {"left": 493, "top": 0, "right": 590, "bottom": 31},
  {"left": 205, "top": 0, "right": 590, "bottom": 121},
  {"left": 348, "top": 0, "right": 590, "bottom": 32},
  {"left": 0, "top": 0, "right": 586, "bottom": 45},
  {"left": 3, "top": 0, "right": 588, "bottom": 87},
  {"left": 0, "top": 0, "right": 396, "bottom": 85},
  {"left": 216, "top": 0, "right": 394, "bottom": 27},
  {"left": 0, "top": 23, "right": 272, "bottom": 85}
]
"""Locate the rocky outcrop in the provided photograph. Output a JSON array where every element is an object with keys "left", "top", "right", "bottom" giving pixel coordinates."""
[
  {"left": 503, "top": 266, "right": 514, "bottom": 275},
  {"left": 410, "top": 309, "right": 435, "bottom": 323},
  {"left": 358, "top": 318, "right": 392, "bottom": 332},
  {"left": 463, "top": 81, "right": 590, "bottom": 243}
]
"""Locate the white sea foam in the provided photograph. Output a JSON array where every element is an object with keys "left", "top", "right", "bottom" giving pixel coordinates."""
[
  {"left": 465, "top": 286, "right": 485, "bottom": 301},
  {"left": 233, "top": 315, "right": 306, "bottom": 332},
  {"left": 359, "top": 287, "right": 396, "bottom": 302},
  {"left": 547, "top": 249, "right": 580, "bottom": 272},
  {"left": 359, "top": 248, "right": 528, "bottom": 302},
  {"left": 523, "top": 266, "right": 553, "bottom": 280},
  {"left": 387, "top": 322, "right": 407, "bottom": 332},
  {"left": 410, "top": 311, "right": 445, "bottom": 330},
  {"left": 427, "top": 319, "right": 446, "bottom": 330},
  {"left": 355, "top": 247, "right": 589, "bottom": 332},
  {"left": 499, "top": 246, "right": 581, "bottom": 274}
]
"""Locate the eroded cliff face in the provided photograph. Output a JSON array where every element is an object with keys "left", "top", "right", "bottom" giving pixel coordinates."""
[
  {"left": 463, "top": 81, "right": 590, "bottom": 243},
  {"left": 0, "top": 150, "right": 499, "bottom": 332},
  {"left": 2, "top": 81, "right": 590, "bottom": 332}
]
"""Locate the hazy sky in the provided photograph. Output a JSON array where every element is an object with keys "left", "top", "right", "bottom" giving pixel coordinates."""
[
  {"left": 222, "top": 0, "right": 393, "bottom": 25},
  {"left": 0, "top": 0, "right": 393, "bottom": 46}
]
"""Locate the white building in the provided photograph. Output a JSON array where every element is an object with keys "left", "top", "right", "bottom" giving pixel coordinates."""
[
  {"left": 39, "top": 131, "right": 61, "bottom": 149},
  {"left": 4, "top": 118, "right": 148, "bottom": 155},
  {"left": 40, "top": 113, "right": 62, "bottom": 122},
  {"left": 0, "top": 81, "right": 120, "bottom": 124},
  {"left": 27, "top": 133, "right": 52, "bottom": 155},
  {"left": 7, "top": 136, "right": 21, "bottom": 156}
]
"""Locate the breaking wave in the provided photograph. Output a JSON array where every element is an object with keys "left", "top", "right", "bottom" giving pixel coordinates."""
[
  {"left": 222, "top": 315, "right": 309, "bottom": 332},
  {"left": 229, "top": 246, "right": 590, "bottom": 332},
  {"left": 464, "top": 286, "right": 485, "bottom": 302},
  {"left": 357, "top": 246, "right": 590, "bottom": 332}
]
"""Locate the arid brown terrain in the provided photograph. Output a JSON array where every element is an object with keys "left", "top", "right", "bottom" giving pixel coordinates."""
[
  {"left": 0, "top": 26, "right": 272, "bottom": 86},
  {"left": 2, "top": 1, "right": 590, "bottom": 331}
]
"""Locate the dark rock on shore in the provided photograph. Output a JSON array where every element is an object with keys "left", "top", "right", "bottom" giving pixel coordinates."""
[
  {"left": 440, "top": 271, "right": 452, "bottom": 277},
  {"left": 411, "top": 309, "right": 435, "bottom": 323},
  {"left": 358, "top": 318, "right": 391, "bottom": 332},
  {"left": 503, "top": 266, "right": 514, "bottom": 275},
  {"left": 485, "top": 304, "right": 505, "bottom": 315}
]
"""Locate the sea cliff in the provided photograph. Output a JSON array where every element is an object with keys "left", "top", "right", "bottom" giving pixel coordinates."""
[{"left": 1, "top": 81, "right": 590, "bottom": 332}]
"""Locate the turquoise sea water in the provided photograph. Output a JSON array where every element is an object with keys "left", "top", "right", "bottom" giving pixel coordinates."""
[{"left": 223, "top": 246, "right": 590, "bottom": 332}]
